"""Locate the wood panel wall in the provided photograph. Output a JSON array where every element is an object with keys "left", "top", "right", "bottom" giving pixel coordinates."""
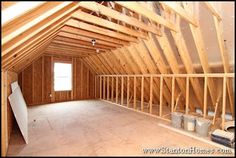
[
  {"left": 18, "top": 54, "right": 96, "bottom": 106},
  {"left": 1, "top": 70, "right": 18, "bottom": 156}
]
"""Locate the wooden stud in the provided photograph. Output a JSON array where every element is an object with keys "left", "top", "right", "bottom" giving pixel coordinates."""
[
  {"left": 127, "top": 76, "right": 130, "bottom": 107},
  {"left": 95, "top": 76, "right": 97, "bottom": 98},
  {"left": 141, "top": 76, "right": 144, "bottom": 111},
  {"left": 103, "top": 76, "right": 106, "bottom": 100},
  {"left": 121, "top": 76, "right": 124, "bottom": 106},
  {"left": 116, "top": 76, "right": 118, "bottom": 104},
  {"left": 111, "top": 77, "right": 114, "bottom": 102},
  {"left": 107, "top": 76, "right": 109, "bottom": 100},
  {"left": 99, "top": 76, "right": 102, "bottom": 99},
  {"left": 149, "top": 76, "right": 153, "bottom": 114},
  {"left": 185, "top": 77, "right": 189, "bottom": 114},
  {"left": 171, "top": 76, "right": 175, "bottom": 113},
  {"left": 159, "top": 76, "right": 163, "bottom": 117},
  {"left": 212, "top": 14, "right": 234, "bottom": 117},
  {"left": 221, "top": 76, "right": 227, "bottom": 130},
  {"left": 133, "top": 76, "right": 137, "bottom": 109},
  {"left": 203, "top": 76, "right": 208, "bottom": 118}
]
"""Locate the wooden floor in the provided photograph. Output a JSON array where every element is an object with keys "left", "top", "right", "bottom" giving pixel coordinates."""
[{"left": 7, "top": 100, "right": 234, "bottom": 156}]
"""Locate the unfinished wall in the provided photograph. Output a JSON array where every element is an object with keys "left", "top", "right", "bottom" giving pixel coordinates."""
[
  {"left": 18, "top": 54, "right": 96, "bottom": 106},
  {"left": 1, "top": 70, "right": 18, "bottom": 156}
]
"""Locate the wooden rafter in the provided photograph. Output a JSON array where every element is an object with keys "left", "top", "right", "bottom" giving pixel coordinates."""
[
  {"left": 204, "top": 2, "right": 234, "bottom": 117},
  {"left": 115, "top": 1, "right": 177, "bottom": 32},
  {"left": 78, "top": 1, "right": 161, "bottom": 35},
  {"left": 71, "top": 10, "right": 147, "bottom": 39}
]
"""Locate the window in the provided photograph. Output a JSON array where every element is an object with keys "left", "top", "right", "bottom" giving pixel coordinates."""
[{"left": 54, "top": 62, "right": 72, "bottom": 91}]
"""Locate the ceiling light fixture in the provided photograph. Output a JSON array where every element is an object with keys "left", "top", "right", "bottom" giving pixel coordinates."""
[
  {"left": 91, "top": 39, "right": 96, "bottom": 46},
  {"left": 96, "top": 49, "right": 100, "bottom": 53}
]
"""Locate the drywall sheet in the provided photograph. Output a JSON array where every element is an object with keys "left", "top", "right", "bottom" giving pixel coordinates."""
[
  {"left": 8, "top": 86, "right": 28, "bottom": 144},
  {"left": 11, "top": 81, "right": 19, "bottom": 92}
]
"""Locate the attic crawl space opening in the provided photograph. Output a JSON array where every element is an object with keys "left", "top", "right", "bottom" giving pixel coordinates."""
[{"left": 1, "top": 1, "right": 235, "bottom": 157}]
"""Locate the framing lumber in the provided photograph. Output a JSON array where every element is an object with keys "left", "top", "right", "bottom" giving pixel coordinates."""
[
  {"left": 203, "top": 76, "right": 208, "bottom": 118},
  {"left": 160, "top": 2, "right": 197, "bottom": 26},
  {"left": 171, "top": 76, "right": 175, "bottom": 113},
  {"left": 141, "top": 76, "right": 144, "bottom": 111},
  {"left": 72, "top": 10, "right": 147, "bottom": 39},
  {"left": 2, "top": 2, "right": 72, "bottom": 46},
  {"left": 149, "top": 76, "right": 153, "bottom": 114},
  {"left": 159, "top": 76, "right": 163, "bottom": 116},
  {"left": 127, "top": 76, "right": 130, "bottom": 107},
  {"left": 78, "top": 2, "right": 161, "bottom": 35},
  {"left": 115, "top": 2, "right": 176, "bottom": 32},
  {"left": 65, "top": 19, "right": 138, "bottom": 43},
  {"left": 155, "top": 33, "right": 195, "bottom": 111},
  {"left": 2, "top": 3, "right": 79, "bottom": 57},
  {"left": 61, "top": 25, "right": 128, "bottom": 45},
  {"left": 183, "top": 3, "right": 217, "bottom": 106},
  {"left": 185, "top": 77, "right": 189, "bottom": 114},
  {"left": 133, "top": 76, "right": 137, "bottom": 109}
]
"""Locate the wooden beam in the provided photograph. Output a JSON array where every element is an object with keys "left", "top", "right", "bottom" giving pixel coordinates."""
[
  {"left": 183, "top": 4, "right": 217, "bottom": 106},
  {"left": 156, "top": 33, "right": 195, "bottom": 111},
  {"left": 100, "top": 76, "right": 102, "bottom": 99},
  {"left": 55, "top": 36, "right": 116, "bottom": 50},
  {"left": 212, "top": 14, "right": 234, "bottom": 117},
  {"left": 107, "top": 76, "right": 109, "bottom": 100},
  {"left": 72, "top": 10, "right": 147, "bottom": 39},
  {"left": 2, "top": 22, "right": 63, "bottom": 69},
  {"left": 160, "top": 2, "right": 198, "bottom": 26},
  {"left": 2, "top": 2, "right": 72, "bottom": 46},
  {"left": 2, "top": 2, "right": 45, "bottom": 25},
  {"left": 171, "top": 22, "right": 204, "bottom": 110},
  {"left": 133, "top": 76, "right": 137, "bottom": 109},
  {"left": 2, "top": 3, "right": 79, "bottom": 57},
  {"left": 51, "top": 40, "right": 109, "bottom": 52},
  {"left": 203, "top": 76, "right": 208, "bottom": 118},
  {"left": 58, "top": 31, "right": 121, "bottom": 48},
  {"left": 204, "top": 2, "right": 222, "bottom": 21},
  {"left": 127, "top": 76, "right": 130, "bottom": 107},
  {"left": 78, "top": 1, "right": 161, "bottom": 35},
  {"left": 103, "top": 76, "right": 106, "bottom": 100},
  {"left": 171, "top": 76, "right": 175, "bottom": 113},
  {"left": 115, "top": 1, "right": 177, "bottom": 32},
  {"left": 185, "top": 77, "right": 189, "bottom": 114},
  {"left": 111, "top": 77, "right": 114, "bottom": 102},
  {"left": 159, "top": 76, "right": 163, "bottom": 117},
  {"left": 61, "top": 25, "right": 128, "bottom": 45},
  {"left": 141, "top": 76, "right": 144, "bottom": 111},
  {"left": 116, "top": 76, "right": 118, "bottom": 104},
  {"left": 221, "top": 76, "right": 227, "bottom": 130},
  {"left": 121, "top": 76, "right": 124, "bottom": 106},
  {"left": 65, "top": 19, "right": 138, "bottom": 42},
  {"left": 149, "top": 76, "right": 153, "bottom": 114}
]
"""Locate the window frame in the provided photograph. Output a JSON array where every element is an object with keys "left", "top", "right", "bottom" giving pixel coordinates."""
[{"left": 53, "top": 60, "right": 73, "bottom": 92}]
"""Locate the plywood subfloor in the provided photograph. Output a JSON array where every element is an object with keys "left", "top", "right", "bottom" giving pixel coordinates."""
[{"left": 7, "top": 100, "right": 234, "bottom": 156}]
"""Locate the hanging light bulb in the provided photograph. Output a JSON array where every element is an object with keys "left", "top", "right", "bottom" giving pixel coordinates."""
[
  {"left": 96, "top": 49, "right": 100, "bottom": 53},
  {"left": 91, "top": 39, "right": 96, "bottom": 46}
]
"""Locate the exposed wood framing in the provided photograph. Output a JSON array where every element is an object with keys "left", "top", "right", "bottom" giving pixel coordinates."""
[{"left": 115, "top": 1, "right": 177, "bottom": 31}]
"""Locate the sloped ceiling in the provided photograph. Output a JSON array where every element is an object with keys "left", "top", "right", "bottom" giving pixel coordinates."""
[
  {"left": 1, "top": 1, "right": 234, "bottom": 113},
  {"left": 2, "top": 1, "right": 234, "bottom": 73}
]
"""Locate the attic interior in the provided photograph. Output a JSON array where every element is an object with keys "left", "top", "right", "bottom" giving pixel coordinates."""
[{"left": 1, "top": 1, "right": 235, "bottom": 156}]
